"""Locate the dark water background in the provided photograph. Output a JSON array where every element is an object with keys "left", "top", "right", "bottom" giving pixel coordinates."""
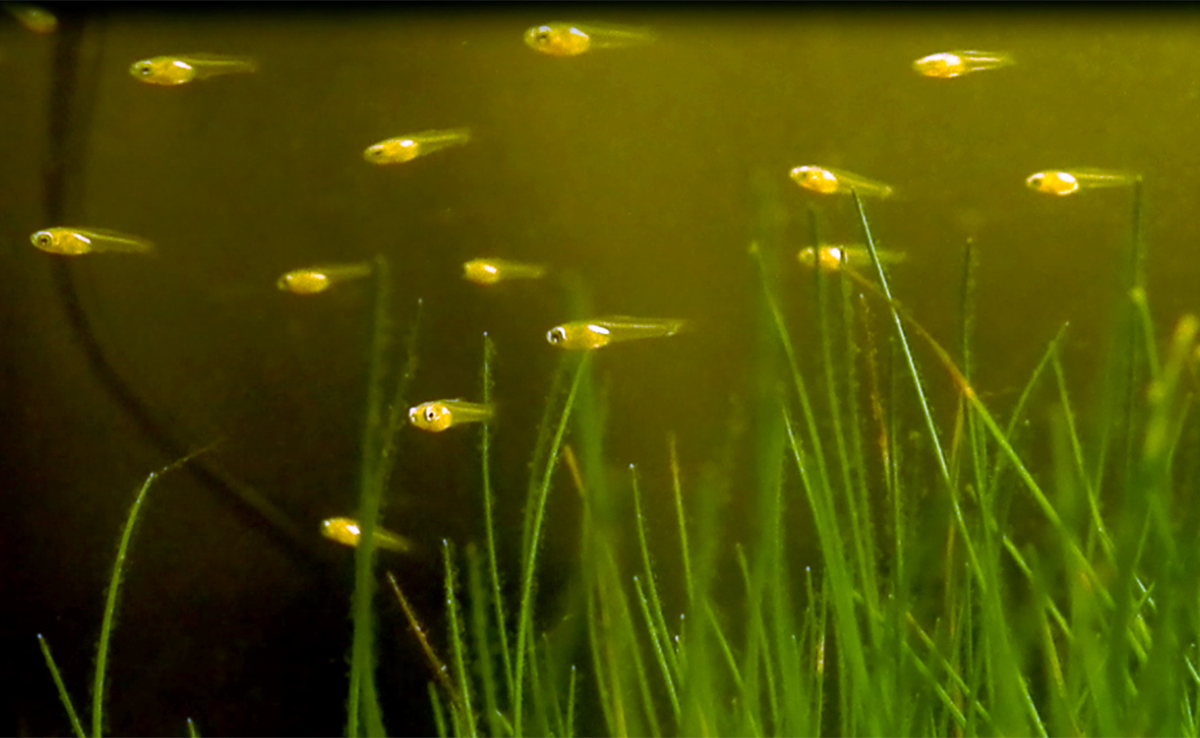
[{"left": 4, "top": 5, "right": 1200, "bottom": 735}]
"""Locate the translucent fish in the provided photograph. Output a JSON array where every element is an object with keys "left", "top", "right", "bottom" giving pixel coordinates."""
[
  {"left": 3, "top": 3, "right": 56, "bottom": 33},
  {"left": 30, "top": 227, "right": 153, "bottom": 256},
  {"left": 463, "top": 258, "right": 548, "bottom": 286},
  {"left": 363, "top": 128, "right": 471, "bottom": 165},
  {"left": 129, "top": 54, "right": 258, "bottom": 86},
  {"left": 789, "top": 165, "right": 894, "bottom": 198},
  {"left": 277, "top": 262, "right": 372, "bottom": 296},
  {"left": 913, "top": 50, "right": 1013, "bottom": 79},
  {"left": 798, "top": 245, "right": 907, "bottom": 273},
  {"left": 524, "top": 21, "right": 655, "bottom": 57},
  {"left": 547, "top": 316, "right": 689, "bottom": 351},
  {"left": 1025, "top": 168, "right": 1139, "bottom": 196},
  {"left": 321, "top": 517, "right": 412, "bottom": 553},
  {"left": 409, "top": 400, "right": 494, "bottom": 433}
]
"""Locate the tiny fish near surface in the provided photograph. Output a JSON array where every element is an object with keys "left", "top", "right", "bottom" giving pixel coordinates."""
[
  {"left": 130, "top": 54, "right": 258, "bottom": 86},
  {"left": 277, "top": 262, "right": 372, "bottom": 295},
  {"left": 30, "top": 227, "right": 153, "bottom": 255},
  {"left": 524, "top": 21, "right": 654, "bottom": 57},
  {"left": 363, "top": 128, "right": 471, "bottom": 165},
  {"left": 789, "top": 166, "right": 894, "bottom": 198},
  {"left": 1025, "top": 168, "right": 1138, "bottom": 196},
  {"left": 462, "top": 258, "right": 548, "bottom": 286}
]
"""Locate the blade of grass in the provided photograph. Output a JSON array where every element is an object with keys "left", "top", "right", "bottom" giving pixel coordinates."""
[
  {"left": 479, "top": 333, "right": 514, "bottom": 707},
  {"left": 630, "top": 465, "right": 680, "bottom": 688},
  {"left": 443, "top": 540, "right": 477, "bottom": 738},
  {"left": 513, "top": 353, "right": 590, "bottom": 736},
  {"left": 93, "top": 448, "right": 207, "bottom": 738},
  {"left": 466, "top": 545, "right": 502, "bottom": 738},
  {"left": 430, "top": 682, "right": 449, "bottom": 738},
  {"left": 37, "top": 634, "right": 84, "bottom": 738},
  {"left": 668, "top": 433, "right": 694, "bottom": 607},
  {"left": 186, "top": 718, "right": 199, "bottom": 738},
  {"left": 566, "top": 665, "right": 577, "bottom": 738},
  {"left": 348, "top": 255, "right": 394, "bottom": 738},
  {"left": 386, "top": 572, "right": 459, "bottom": 713}
]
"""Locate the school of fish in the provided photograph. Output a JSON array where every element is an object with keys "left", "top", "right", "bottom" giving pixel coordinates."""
[{"left": 16, "top": 9, "right": 1143, "bottom": 553}]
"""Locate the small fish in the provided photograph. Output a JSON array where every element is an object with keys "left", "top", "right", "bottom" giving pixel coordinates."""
[
  {"left": 913, "top": 50, "right": 1013, "bottom": 79},
  {"left": 547, "top": 316, "right": 689, "bottom": 351},
  {"left": 798, "top": 245, "right": 907, "bottom": 273},
  {"left": 409, "top": 400, "right": 494, "bottom": 433},
  {"left": 524, "top": 21, "right": 655, "bottom": 57},
  {"left": 277, "top": 262, "right": 372, "bottom": 296},
  {"left": 130, "top": 54, "right": 258, "bottom": 86},
  {"left": 789, "top": 166, "right": 894, "bottom": 198},
  {"left": 3, "top": 3, "right": 56, "bottom": 33},
  {"left": 30, "top": 227, "right": 153, "bottom": 256},
  {"left": 363, "top": 128, "right": 471, "bottom": 165},
  {"left": 321, "top": 517, "right": 412, "bottom": 553},
  {"left": 463, "top": 258, "right": 548, "bottom": 286},
  {"left": 1025, "top": 168, "right": 1139, "bottom": 196}
]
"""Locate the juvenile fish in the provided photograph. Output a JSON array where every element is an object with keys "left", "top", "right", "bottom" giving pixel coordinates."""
[
  {"left": 547, "top": 316, "right": 689, "bottom": 351},
  {"left": 363, "top": 128, "right": 471, "bottom": 165},
  {"left": 1025, "top": 168, "right": 1138, "bottom": 196},
  {"left": 463, "top": 258, "right": 548, "bottom": 285},
  {"left": 3, "top": 3, "right": 56, "bottom": 33},
  {"left": 524, "top": 21, "right": 654, "bottom": 57},
  {"left": 409, "top": 400, "right": 494, "bottom": 433},
  {"left": 130, "top": 54, "right": 258, "bottom": 86},
  {"left": 913, "top": 50, "right": 1013, "bottom": 79},
  {"left": 798, "top": 245, "right": 906, "bottom": 272},
  {"left": 321, "top": 517, "right": 412, "bottom": 553},
  {"left": 277, "top": 262, "right": 372, "bottom": 295},
  {"left": 789, "top": 166, "right": 894, "bottom": 198},
  {"left": 30, "top": 227, "right": 153, "bottom": 256}
]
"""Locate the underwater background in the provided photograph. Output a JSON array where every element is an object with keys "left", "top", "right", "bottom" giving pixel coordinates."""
[{"left": 5, "top": 4, "right": 1200, "bottom": 736}]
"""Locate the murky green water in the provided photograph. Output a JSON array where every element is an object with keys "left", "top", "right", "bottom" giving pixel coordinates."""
[{"left": 5, "top": 6, "right": 1200, "bottom": 735}]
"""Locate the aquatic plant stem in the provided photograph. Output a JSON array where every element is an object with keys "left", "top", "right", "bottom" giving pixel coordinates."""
[
  {"left": 93, "top": 447, "right": 208, "bottom": 738},
  {"left": 348, "top": 255, "right": 392, "bottom": 738},
  {"left": 513, "top": 353, "right": 589, "bottom": 736},
  {"left": 37, "top": 634, "right": 84, "bottom": 738},
  {"left": 479, "top": 333, "right": 514, "bottom": 703}
]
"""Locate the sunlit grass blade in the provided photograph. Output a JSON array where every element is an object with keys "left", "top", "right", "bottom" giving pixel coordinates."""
[
  {"left": 668, "top": 434, "right": 694, "bottom": 608},
  {"left": 37, "top": 634, "right": 85, "bottom": 738},
  {"left": 386, "top": 571, "right": 460, "bottom": 715},
  {"left": 630, "top": 465, "right": 680, "bottom": 690}
]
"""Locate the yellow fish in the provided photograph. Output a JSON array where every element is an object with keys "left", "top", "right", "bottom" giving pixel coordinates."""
[
  {"left": 30, "top": 227, "right": 153, "bottom": 256},
  {"left": 363, "top": 128, "right": 471, "bottom": 165},
  {"left": 789, "top": 166, "right": 894, "bottom": 198},
  {"left": 130, "top": 54, "right": 258, "bottom": 86},
  {"left": 912, "top": 50, "right": 1013, "bottom": 79},
  {"left": 463, "top": 258, "right": 548, "bottom": 286},
  {"left": 798, "top": 245, "right": 907, "bottom": 273},
  {"left": 321, "top": 517, "right": 412, "bottom": 553},
  {"left": 1025, "top": 168, "right": 1138, "bottom": 196},
  {"left": 409, "top": 400, "right": 494, "bottom": 433},
  {"left": 547, "top": 316, "right": 689, "bottom": 351},
  {"left": 524, "top": 21, "right": 654, "bottom": 57},
  {"left": 3, "top": 3, "right": 56, "bottom": 33},
  {"left": 277, "top": 262, "right": 372, "bottom": 296}
]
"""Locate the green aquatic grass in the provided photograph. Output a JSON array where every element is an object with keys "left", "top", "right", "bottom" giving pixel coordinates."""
[
  {"left": 43, "top": 171, "right": 1200, "bottom": 738},
  {"left": 36, "top": 634, "right": 84, "bottom": 738}
]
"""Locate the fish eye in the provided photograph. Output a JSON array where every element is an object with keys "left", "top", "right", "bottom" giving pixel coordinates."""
[
  {"left": 134, "top": 62, "right": 152, "bottom": 75},
  {"left": 535, "top": 27, "right": 553, "bottom": 44},
  {"left": 33, "top": 232, "right": 52, "bottom": 247},
  {"left": 548, "top": 327, "right": 565, "bottom": 344},
  {"left": 424, "top": 407, "right": 438, "bottom": 422}
]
